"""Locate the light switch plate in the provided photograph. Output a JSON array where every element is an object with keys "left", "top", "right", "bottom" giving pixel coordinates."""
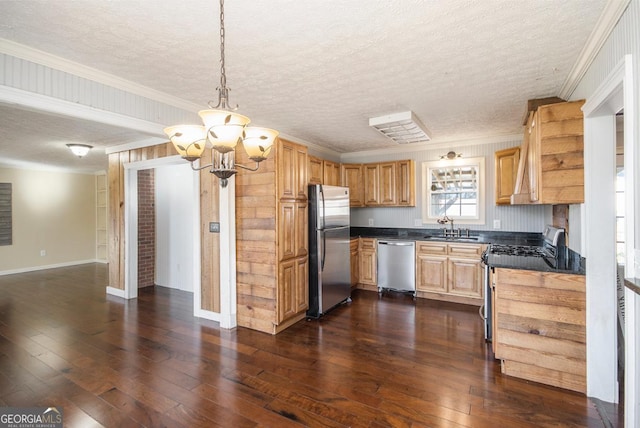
[
  {"left": 493, "top": 219, "right": 501, "bottom": 229},
  {"left": 209, "top": 222, "right": 220, "bottom": 233},
  {"left": 414, "top": 219, "right": 422, "bottom": 226},
  {"left": 368, "top": 219, "right": 374, "bottom": 226}
]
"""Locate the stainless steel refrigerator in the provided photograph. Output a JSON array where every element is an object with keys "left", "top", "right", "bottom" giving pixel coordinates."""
[{"left": 307, "top": 184, "right": 351, "bottom": 318}]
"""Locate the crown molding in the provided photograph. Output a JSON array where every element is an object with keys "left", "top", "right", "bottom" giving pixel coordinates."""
[
  {"left": 0, "top": 39, "right": 201, "bottom": 113},
  {"left": 558, "top": 0, "right": 631, "bottom": 99},
  {"left": 278, "top": 132, "right": 342, "bottom": 159},
  {"left": 339, "top": 133, "right": 522, "bottom": 162}
]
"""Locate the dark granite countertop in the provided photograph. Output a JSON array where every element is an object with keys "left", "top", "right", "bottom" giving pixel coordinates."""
[
  {"left": 350, "top": 226, "right": 542, "bottom": 246},
  {"left": 350, "top": 226, "right": 585, "bottom": 275},
  {"left": 483, "top": 249, "right": 585, "bottom": 275}
]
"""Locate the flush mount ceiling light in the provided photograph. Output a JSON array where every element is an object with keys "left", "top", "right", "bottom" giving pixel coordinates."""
[
  {"left": 163, "top": 0, "right": 278, "bottom": 188},
  {"left": 440, "top": 151, "right": 462, "bottom": 160},
  {"left": 369, "top": 111, "right": 431, "bottom": 144},
  {"left": 66, "top": 144, "right": 93, "bottom": 158}
]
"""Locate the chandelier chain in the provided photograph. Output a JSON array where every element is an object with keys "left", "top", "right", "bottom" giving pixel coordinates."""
[{"left": 219, "top": 0, "right": 226, "bottom": 90}]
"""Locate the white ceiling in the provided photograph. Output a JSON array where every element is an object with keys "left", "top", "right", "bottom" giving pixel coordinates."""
[{"left": 0, "top": 0, "right": 609, "bottom": 172}]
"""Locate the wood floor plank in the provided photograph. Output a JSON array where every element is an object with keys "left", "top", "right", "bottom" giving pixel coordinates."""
[{"left": 0, "top": 264, "right": 612, "bottom": 427}]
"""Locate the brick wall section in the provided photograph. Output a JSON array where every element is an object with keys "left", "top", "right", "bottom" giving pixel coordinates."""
[{"left": 138, "top": 169, "right": 155, "bottom": 288}]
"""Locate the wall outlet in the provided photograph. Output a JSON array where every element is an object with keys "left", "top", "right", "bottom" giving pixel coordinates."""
[
  {"left": 493, "top": 219, "right": 501, "bottom": 229},
  {"left": 40, "top": 250, "right": 46, "bottom": 257},
  {"left": 414, "top": 219, "right": 422, "bottom": 227},
  {"left": 368, "top": 218, "right": 374, "bottom": 226}
]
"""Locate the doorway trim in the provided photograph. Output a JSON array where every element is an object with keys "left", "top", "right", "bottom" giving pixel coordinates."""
[
  {"left": 121, "top": 156, "right": 202, "bottom": 317},
  {"left": 582, "top": 54, "right": 636, "bottom": 416}
]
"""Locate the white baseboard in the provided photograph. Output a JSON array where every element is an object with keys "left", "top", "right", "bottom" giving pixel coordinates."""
[
  {"left": 0, "top": 259, "right": 97, "bottom": 276},
  {"left": 194, "top": 308, "right": 221, "bottom": 323},
  {"left": 106, "top": 286, "right": 127, "bottom": 298}
]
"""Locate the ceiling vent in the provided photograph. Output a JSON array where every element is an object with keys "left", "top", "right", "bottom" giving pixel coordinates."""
[{"left": 369, "top": 111, "right": 431, "bottom": 144}]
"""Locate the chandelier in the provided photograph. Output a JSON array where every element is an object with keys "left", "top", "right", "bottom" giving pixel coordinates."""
[{"left": 164, "top": 0, "right": 278, "bottom": 188}]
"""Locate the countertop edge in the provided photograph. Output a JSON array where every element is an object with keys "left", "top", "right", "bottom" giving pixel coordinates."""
[{"left": 624, "top": 277, "right": 640, "bottom": 296}]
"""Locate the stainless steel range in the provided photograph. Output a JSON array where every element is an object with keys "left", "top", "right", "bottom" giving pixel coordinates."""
[{"left": 481, "top": 225, "right": 566, "bottom": 341}]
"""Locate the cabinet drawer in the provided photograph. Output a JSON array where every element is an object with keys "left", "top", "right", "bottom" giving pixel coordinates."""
[
  {"left": 360, "top": 238, "right": 376, "bottom": 250},
  {"left": 416, "top": 241, "right": 448, "bottom": 255},
  {"left": 448, "top": 243, "right": 483, "bottom": 258}
]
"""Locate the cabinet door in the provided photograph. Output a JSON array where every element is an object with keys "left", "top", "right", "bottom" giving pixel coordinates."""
[
  {"left": 308, "top": 156, "right": 323, "bottom": 185},
  {"left": 416, "top": 255, "right": 447, "bottom": 292},
  {"left": 295, "top": 146, "right": 307, "bottom": 199},
  {"left": 279, "top": 202, "right": 296, "bottom": 261},
  {"left": 359, "top": 239, "right": 378, "bottom": 285},
  {"left": 278, "top": 141, "right": 297, "bottom": 200},
  {"left": 323, "top": 160, "right": 340, "bottom": 186},
  {"left": 448, "top": 257, "right": 483, "bottom": 298},
  {"left": 277, "top": 259, "right": 297, "bottom": 323},
  {"left": 495, "top": 147, "right": 520, "bottom": 205},
  {"left": 295, "top": 203, "right": 308, "bottom": 258},
  {"left": 379, "top": 162, "right": 397, "bottom": 205},
  {"left": 350, "top": 238, "right": 359, "bottom": 286},
  {"left": 278, "top": 140, "right": 307, "bottom": 200},
  {"left": 397, "top": 160, "right": 415, "bottom": 206},
  {"left": 364, "top": 164, "right": 380, "bottom": 206},
  {"left": 295, "top": 257, "right": 308, "bottom": 313},
  {"left": 341, "top": 164, "right": 364, "bottom": 207}
]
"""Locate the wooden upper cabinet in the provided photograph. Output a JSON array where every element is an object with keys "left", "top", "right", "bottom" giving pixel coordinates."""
[
  {"left": 494, "top": 147, "right": 520, "bottom": 205},
  {"left": 323, "top": 160, "right": 341, "bottom": 186},
  {"left": 308, "top": 156, "right": 323, "bottom": 185},
  {"left": 512, "top": 100, "right": 585, "bottom": 205},
  {"left": 364, "top": 164, "right": 380, "bottom": 206},
  {"left": 397, "top": 160, "right": 415, "bottom": 206},
  {"left": 341, "top": 163, "right": 365, "bottom": 207},
  {"left": 278, "top": 139, "right": 308, "bottom": 201},
  {"left": 342, "top": 160, "right": 415, "bottom": 207},
  {"left": 378, "top": 162, "right": 397, "bottom": 205}
]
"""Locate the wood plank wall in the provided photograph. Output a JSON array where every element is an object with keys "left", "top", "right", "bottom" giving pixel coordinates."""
[
  {"left": 107, "top": 142, "right": 220, "bottom": 312},
  {"left": 235, "top": 142, "right": 278, "bottom": 334}
]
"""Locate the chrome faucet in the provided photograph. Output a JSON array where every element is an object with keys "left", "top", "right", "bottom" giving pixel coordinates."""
[{"left": 437, "top": 216, "right": 455, "bottom": 236}]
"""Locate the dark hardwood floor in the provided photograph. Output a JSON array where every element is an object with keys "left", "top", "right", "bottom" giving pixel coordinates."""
[{"left": 0, "top": 264, "right": 610, "bottom": 427}]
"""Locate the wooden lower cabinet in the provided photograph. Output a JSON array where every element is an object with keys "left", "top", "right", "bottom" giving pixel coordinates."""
[
  {"left": 416, "top": 254, "right": 447, "bottom": 293},
  {"left": 448, "top": 257, "right": 483, "bottom": 298},
  {"left": 415, "top": 241, "right": 484, "bottom": 305},
  {"left": 358, "top": 238, "right": 377, "bottom": 290},
  {"left": 350, "top": 238, "right": 359, "bottom": 288},
  {"left": 493, "top": 268, "right": 586, "bottom": 393}
]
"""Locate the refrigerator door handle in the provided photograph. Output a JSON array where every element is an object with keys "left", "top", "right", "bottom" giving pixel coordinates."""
[
  {"left": 321, "top": 231, "right": 326, "bottom": 271},
  {"left": 320, "top": 184, "right": 326, "bottom": 231}
]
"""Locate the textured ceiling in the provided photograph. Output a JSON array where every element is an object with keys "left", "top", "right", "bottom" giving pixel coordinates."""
[{"left": 0, "top": 0, "right": 608, "bottom": 172}]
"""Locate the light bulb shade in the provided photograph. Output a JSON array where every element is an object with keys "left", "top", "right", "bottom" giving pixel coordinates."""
[
  {"left": 164, "top": 125, "right": 207, "bottom": 161},
  {"left": 243, "top": 127, "right": 278, "bottom": 162},
  {"left": 67, "top": 144, "right": 92, "bottom": 158},
  {"left": 198, "top": 109, "right": 250, "bottom": 153}
]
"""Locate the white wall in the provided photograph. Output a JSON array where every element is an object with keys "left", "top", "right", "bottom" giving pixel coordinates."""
[
  {"left": 154, "top": 163, "right": 195, "bottom": 292},
  {"left": 569, "top": 0, "right": 640, "bottom": 421},
  {"left": 0, "top": 167, "right": 96, "bottom": 273},
  {"left": 344, "top": 136, "right": 548, "bottom": 232}
]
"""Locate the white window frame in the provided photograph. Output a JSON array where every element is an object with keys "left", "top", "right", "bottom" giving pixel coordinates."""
[{"left": 421, "top": 157, "right": 485, "bottom": 225}]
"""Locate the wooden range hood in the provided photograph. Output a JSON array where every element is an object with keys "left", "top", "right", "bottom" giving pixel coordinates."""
[{"left": 511, "top": 97, "right": 586, "bottom": 205}]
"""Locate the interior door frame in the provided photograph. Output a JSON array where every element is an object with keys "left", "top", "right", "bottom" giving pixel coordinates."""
[
  {"left": 123, "top": 156, "right": 202, "bottom": 316},
  {"left": 582, "top": 54, "right": 636, "bottom": 421}
]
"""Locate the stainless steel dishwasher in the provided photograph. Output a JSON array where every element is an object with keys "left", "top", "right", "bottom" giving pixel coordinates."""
[{"left": 377, "top": 240, "right": 416, "bottom": 297}]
